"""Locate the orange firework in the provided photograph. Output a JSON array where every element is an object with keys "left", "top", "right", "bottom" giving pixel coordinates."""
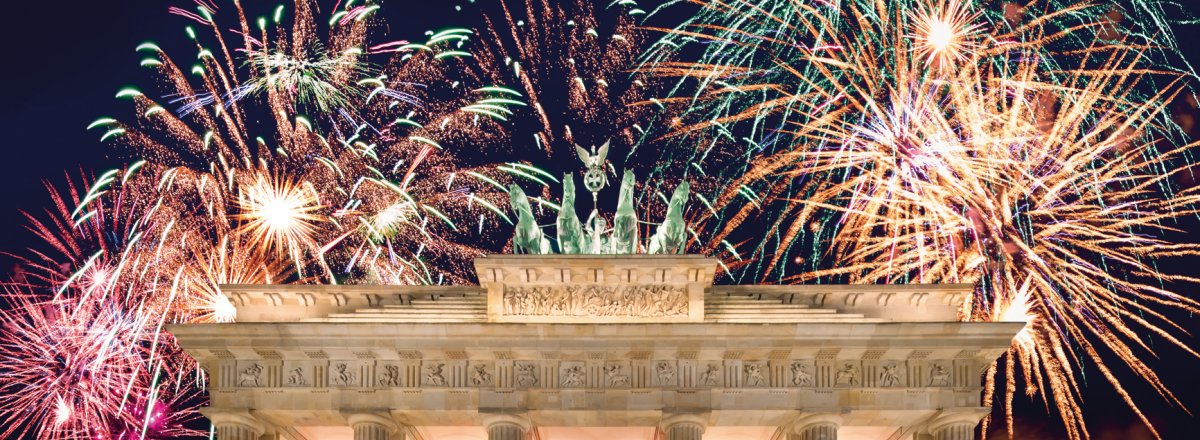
[
  {"left": 234, "top": 173, "right": 324, "bottom": 262},
  {"left": 640, "top": 0, "right": 1200, "bottom": 438},
  {"left": 909, "top": 0, "right": 984, "bottom": 69}
]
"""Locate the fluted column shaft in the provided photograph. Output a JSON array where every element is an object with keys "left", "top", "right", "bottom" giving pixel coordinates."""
[
  {"left": 215, "top": 424, "right": 259, "bottom": 440},
  {"left": 793, "top": 422, "right": 838, "bottom": 440},
  {"left": 483, "top": 414, "right": 530, "bottom": 440},
  {"left": 789, "top": 413, "right": 841, "bottom": 440},
  {"left": 924, "top": 410, "right": 986, "bottom": 440},
  {"left": 487, "top": 423, "right": 524, "bottom": 440},
  {"left": 660, "top": 413, "right": 707, "bottom": 440},
  {"left": 353, "top": 422, "right": 393, "bottom": 440},
  {"left": 664, "top": 422, "right": 704, "bottom": 440},
  {"left": 206, "top": 411, "right": 267, "bottom": 440},
  {"left": 347, "top": 413, "right": 400, "bottom": 440},
  {"left": 932, "top": 423, "right": 975, "bottom": 440}
]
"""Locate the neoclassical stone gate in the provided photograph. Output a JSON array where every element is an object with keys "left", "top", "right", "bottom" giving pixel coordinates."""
[{"left": 171, "top": 255, "right": 1021, "bottom": 440}]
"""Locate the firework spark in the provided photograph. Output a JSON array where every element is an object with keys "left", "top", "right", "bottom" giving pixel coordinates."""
[
  {"left": 1, "top": 1, "right": 527, "bottom": 436},
  {"left": 234, "top": 173, "right": 323, "bottom": 261},
  {"left": 910, "top": 0, "right": 983, "bottom": 69},
  {"left": 11, "top": 0, "right": 1198, "bottom": 438},
  {"left": 641, "top": 0, "right": 1200, "bottom": 437},
  {"left": 1, "top": 1, "right": 679, "bottom": 435},
  {"left": 0, "top": 293, "right": 201, "bottom": 439}
]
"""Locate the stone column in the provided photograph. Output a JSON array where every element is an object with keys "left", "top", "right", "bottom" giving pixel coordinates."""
[
  {"left": 790, "top": 414, "right": 842, "bottom": 440},
  {"left": 347, "top": 413, "right": 401, "bottom": 440},
  {"left": 483, "top": 414, "right": 531, "bottom": 440},
  {"left": 925, "top": 411, "right": 986, "bottom": 440},
  {"left": 931, "top": 424, "right": 974, "bottom": 440},
  {"left": 659, "top": 413, "right": 707, "bottom": 440},
  {"left": 205, "top": 411, "right": 266, "bottom": 440}
]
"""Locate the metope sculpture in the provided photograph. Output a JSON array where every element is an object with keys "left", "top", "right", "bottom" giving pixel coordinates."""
[{"left": 507, "top": 140, "right": 691, "bottom": 254}]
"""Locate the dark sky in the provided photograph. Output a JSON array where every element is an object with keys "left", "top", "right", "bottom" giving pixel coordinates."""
[{"left": 0, "top": 0, "right": 1197, "bottom": 438}]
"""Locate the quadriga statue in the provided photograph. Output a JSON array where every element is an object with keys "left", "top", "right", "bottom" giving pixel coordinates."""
[
  {"left": 648, "top": 180, "right": 689, "bottom": 254},
  {"left": 506, "top": 139, "right": 692, "bottom": 255},
  {"left": 557, "top": 173, "right": 586, "bottom": 254},
  {"left": 508, "top": 183, "right": 551, "bottom": 254},
  {"left": 611, "top": 170, "right": 638, "bottom": 254}
]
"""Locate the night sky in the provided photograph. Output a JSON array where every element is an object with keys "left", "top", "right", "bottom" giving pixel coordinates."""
[{"left": 0, "top": 1, "right": 1198, "bottom": 438}]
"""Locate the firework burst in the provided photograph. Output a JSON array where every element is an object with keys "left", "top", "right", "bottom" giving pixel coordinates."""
[
  {"left": 910, "top": 0, "right": 984, "bottom": 69},
  {"left": 0, "top": 292, "right": 202, "bottom": 439},
  {"left": 641, "top": 0, "right": 1200, "bottom": 437},
  {"left": 1, "top": 1, "right": 527, "bottom": 436},
  {"left": 234, "top": 173, "right": 324, "bottom": 262},
  {"left": 1, "top": 0, "right": 684, "bottom": 435}
]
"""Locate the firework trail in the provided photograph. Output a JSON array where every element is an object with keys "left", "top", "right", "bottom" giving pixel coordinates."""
[
  {"left": 467, "top": 0, "right": 652, "bottom": 151},
  {"left": 102, "top": 0, "right": 525, "bottom": 286},
  {"left": 0, "top": 1, "right": 682, "bottom": 437},
  {"left": 0, "top": 290, "right": 203, "bottom": 439},
  {"left": 640, "top": 0, "right": 1200, "bottom": 438},
  {"left": 460, "top": 0, "right": 768, "bottom": 252},
  {"left": 1, "top": 0, "right": 524, "bottom": 436}
]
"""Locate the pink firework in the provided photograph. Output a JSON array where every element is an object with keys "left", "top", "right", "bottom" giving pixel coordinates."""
[{"left": 0, "top": 292, "right": 162, "bottom": 439}]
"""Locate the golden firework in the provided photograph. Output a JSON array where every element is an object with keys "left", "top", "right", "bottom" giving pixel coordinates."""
[{"left": 234, "top": 173, "right": 324, "bottom": 261}]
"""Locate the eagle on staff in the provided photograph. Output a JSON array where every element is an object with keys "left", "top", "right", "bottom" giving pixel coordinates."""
[{"left": 575, "top": 140, "right": 610, "bottom": 194}]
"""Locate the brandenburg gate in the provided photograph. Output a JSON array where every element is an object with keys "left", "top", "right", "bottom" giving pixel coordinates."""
[
  {"left": 171, "top": 155, "right": 1021, "bottom": 440},
  {"left": 170, "top": 255, "right": 1021, "bottom": 440}
]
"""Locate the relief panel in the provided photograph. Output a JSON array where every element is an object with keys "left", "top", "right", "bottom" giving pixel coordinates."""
[
  {"left": 833, "top": 361, "right": 861, "bottom": 387},
  {"left": 283, "top": 361, "right": 313, "bottom": 387},
  {"left": 470, "top": 361, "right": 494, "bottom": 387},
  {"left": 328, "top": 361, "right": 368, "bottom": 387},
  {"left": 514, "top": 361, "right": 540, "bottom": 388},
  {"left": 653, "top": 360, "right": 677, "bottom": 387},
  {"left": 788, "top": 360, "right": 815, "bottom": 387},
  {"left": 742, "top": 361, "right": 768, "bottom": 387},
  {"left": 501, "top": 285, "right": 688, "bottom": 318},
  {"left": 696, "top": 361, "right": 723, "bottom": 387},
  {"left": 877, "top": 361, "right": 904, "bottom": 388},
  {"left": 559, "top": 361, "right": 587, "bottom": 388},
  {"left": 235, "top": 361, "right": 265, "bottom": 388},
  {"left": 376, "top": 363, "right": 402, "bottom": 387},
  {"left": 604, "top": 361, "right": 632, "bottom": 388}
]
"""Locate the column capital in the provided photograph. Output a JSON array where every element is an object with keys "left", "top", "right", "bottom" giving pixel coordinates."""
[
  {"left": 924, "top": 409, "right": 988, "bottom": 434},
  {"left": 346, "top": 412, "right": 401, "bottom": 434},
  {"left": 658, "top": 412, "right": 708, "bottom": 434},
  {"left": 200, "top": 409, "right": 268, "bottom": 437},
  {"left": 482, "top": 413, "right": 532, "bottom": 433},
  {"left": 791, "top": 413, "right": 843, "bottom": 434}
]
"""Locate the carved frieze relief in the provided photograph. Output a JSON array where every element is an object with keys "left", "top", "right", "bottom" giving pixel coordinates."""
[
  {"left": 654, "top": 361, "right": 677, "bottom": 386},
  {"left": 604, "top": 363, "right": 630, "bottom": 387},
  {"left": 471, "top": 362, "right": 493, "bottom": 386},
  {"left": 834, "top": 362, "right": 860, "bottom": 387},
  {"left": 286, "top": 365, "right": 309, "bottom": 387},
  {"left": 560, "top": 362, "right": 587, "bottom": 388},
  {"left": 423, "top": 362, "right": 447, "bottom": 387},
  {"left": 219, "top": 357, "right": 976, "bottom": 391},
  {"left": 329, "top": 362, "right": 359, "bottom": 387},
  {"left": 929, "top": 362, "right": 951, "bottom": 387},
  {"left": 238, "top": 362, "right": 264, "bottom": 387},
  {"left": 698, "top": 362, "right": 722, "bottom": 387},
  {"left": 515, "top": 362, "right": 539, "bottom": 388},
  {"left": 378, "top": 364, "right": 402, "bottom": 387},
  {"left": 879, "top": 363, "right": 901, "bottom": 387},
  {"left": 790, "top": 361, "right": 814, "bottom": 387},
  {"left": 743, "top": 362, "right": 767, "bottom": 387},
  {"left": 502, "top": 284, "right": 688, "bottom": 317}
]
